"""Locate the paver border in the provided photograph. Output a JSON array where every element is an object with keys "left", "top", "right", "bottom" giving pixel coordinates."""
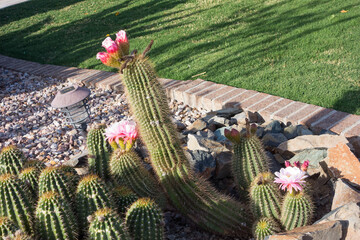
[{"left": 1, "top": 54, "right": 359, "bottom": 155}]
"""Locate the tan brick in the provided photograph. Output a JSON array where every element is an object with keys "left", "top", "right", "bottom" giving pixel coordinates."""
[
  {"left": 210, "top": 87, "right": 244, "bottom": 111},
  {"left": 258, "top": 98, "right": 293, "bottom": 120},
  {"left": 69, "top": 69, "right": 102, "bottom": 84},
  {"left": 110, "top": 82, "right": 124, "bottom": 92},
  {"left": 300, "top": 108, "right": 334, "bottom": 128},
  {"left": 83, "top": 71, "right": 114, "bottom": 87},
  {"left": 196, "top": 84, "right": 228, "bottom": 110},
  {"left": 158, "top": 78, "right": 175, "bottom": 86},
  {"left": 96, "top": 75, "right": 120, "bottom": 90},
  {"left": 330, "top": 114, "right": 360, "bottom": 135},
  {"left": 247, "top": 95, "right": 282, "bottom": 112},
  {"left": 286, "top": 104, "right": 322, "bottom": 124},
  {"left": 344, "top": 123, "right": 360, "bottom": 138},
  {"left": 312, "top": 111, "right": 350, "bottom": 131},
  {"left": 164, "top": 80, "right": 189, "bottom": 99},
  {"left": 172, "top": 79, "right": 204, "bottom": 103},
  {"left": 272, "top": 101, "right": 308, "bottom": 122},
  {"left": 238, "top": 93, "right": 271, "bottom": 110},
  {"left": 184, "top": 81, "right": 214, "bottom": 107},
  {"left": 16, "top": 62, "right": 43, "bottom": 73},
  {"left": 57, "top": 67, "right": 82, "bottom": 79},
  {"left": 30, "top": 65, "right": 56, "bottom": 75}
]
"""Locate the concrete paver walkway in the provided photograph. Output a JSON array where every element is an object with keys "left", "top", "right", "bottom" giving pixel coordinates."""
[{"left": 0, "top": 0, "right": 29, "bottom": 9}]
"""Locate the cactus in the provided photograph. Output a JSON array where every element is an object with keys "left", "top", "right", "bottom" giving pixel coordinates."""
[
  {"left": 253, "top": 217, "right": 281, "bottom": 240},
  {"left": 19, "top": 167, "right": 40, "bottom": 199},
  {"left": 225, "top": 125, "right": 269, "bottom": 192},
  {"left": 0, "top": 146, "right": 26, "bottom": 175},
  {"left": 125, "top": 198, "right": 164, "bottom": 240},
  {"left": 35, "top": 191, "right": 78, "bottom": 240},
  {"left": 0, "top": 217, "right": 19, "bottom": 238},
  {"left": 59, "top": 166, "right": 80, "bottom": 194},
  {"left": 38, "top": 166, "right": 74, "bottom": 204},
  {"left": 76, "top": 174, "right": 114, "bottom": 230},
  {"left": 250, "top": 172, "right": 281, "bottom": 220},
  {"left": 120, "top": 48, "right": 251, "bottom": 236},
  {"left": 280, "top": 191, "right": 314, "bottom": 231},
  {"left": 87, "top": 124, "right": 111, "bottom": 179},
  {"left": 0, "top": 174, "right": 33, "bottom": 235},
  {"left": 110, "top": 149, "right": 166, "bottom": 208},
  {"left": 23, "top": 159, "right": 45, "bottom": 171},
  {"left": 3, "top": 230, "right": 33, "bottom": 240},
  {"left": 88, "top": 208, "right": 130, "bottom": 240},
  {"left": 113, "top": 185, "right": 138, "bottom": 214}
]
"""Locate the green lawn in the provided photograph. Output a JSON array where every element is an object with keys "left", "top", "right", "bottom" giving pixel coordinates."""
[{"left": 1, "top": 0, "right": 359, "bottom": 114}]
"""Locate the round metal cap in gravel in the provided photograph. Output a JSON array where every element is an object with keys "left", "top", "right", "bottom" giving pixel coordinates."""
[{"left": 51, "top": 85, "right": 90, "bottom": 108}]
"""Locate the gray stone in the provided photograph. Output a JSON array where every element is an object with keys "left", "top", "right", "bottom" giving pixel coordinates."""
[
  {"left": 332, "top": 179, "right": 360, "bottom": 210},
  {"left": 64, "top": 149, "right": 89, "bottom": 167},
  {"left": 289, "top": 149, "right": 327, "bottom": 172},
  {"left": 214, "top": 151, "right": 233, "bottom": 179},
  {"left": 231, "top": 112, "right": 247, "bottom": 124},
  {"left": 208, "top": 116, "right": 228, "bottom": 127},
  {"left": 214, "top": 126, "right": 232, "bottom": 142},
  {"left": 186, "top": 119, "right": 207, "bottom": 132},
  {"left": 296, "top": 125, "right": 313, "bottom": 136},
  {"left": 172, "top": 118, "right": 186, "bottom": 131},
  {"left": 283, "top": 125, "right": 298, "bottom": 139},
  {"left": 187, "top": 134, "right": 227, "bottom": 153},
  {"left": 315, "top": 202, "right": 360, "bottom": 240},
  {"left": 214, "top": 108, "right": 242, "bottom": 118},
  {"left": 187, "top": 150, "right": 216, "bottom": 179},
  {"left": 196, "top": 129, "right": 215, "bottom": 141},
  {"left": 256, "top": 126, "right": 265, "bottom": 138},
  {"left": 247, "top": 111, "right": 265, "bottom": 124},
  {"left": 262, "top": 133, "right": 288, "bottom": 147},
  {"left": 264, "top": 120, "right": 283, "bottom": 133}
]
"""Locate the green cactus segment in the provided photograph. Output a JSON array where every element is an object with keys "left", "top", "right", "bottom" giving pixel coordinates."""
[
  {"left": 122, "top": 56, "right": 251, "bottom": 236},
  {"left": 0, "top": 174, "right": 33, "bottom": 235},
  {"left": 0, "top": 146, "right": 25, "bottom": 175},
  {"left": 5, "top": 230, "right": 33, "bottom": 240},
  {"left": 250, "top": 172, "right": 281, "bottom": 220},
  {"left": 59, "top": 166, "right": 80, "bottom": 194},
  {"left": 23, "top": 159, "right": 45, "bottom": 171},
  {"left": 76, "top": 174, "right": 113, "bottom": 230},
  {"left": 89, "top": 208, "right": 130, "bottom": 240},
  {"left": 113, "top": 186, "right": 138, "bottom": 214},
  {"left": 253, "top": 217, "right": 281, "bottom": 240},
  {"left": 232, "top": 134, "right": 269, "bottom": 191},
  {"left": 36, "top": 191, "right": 78, "bottom": 240},
  {"left": 125, "top": 198, "right": 164, "bottom": 240},
  {"left": 0, "top": 216, "right": 20, "bottom": 238},
  {"left": 281, "top": 191, "right": 314, "bottom": 231},
  {"left": 19, "top": 167, "right": 40, "bottom": 198},
  {"left": 87, "top": 125, "right": 111, "bottom": 179},
  {"left": 110, "top": 149, "right": 165, "bottom": 207},
  {"left": 38, "top": 167, "right": 74, "bottom": 204}
]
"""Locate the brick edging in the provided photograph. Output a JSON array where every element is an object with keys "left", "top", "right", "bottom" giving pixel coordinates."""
[{"left": 0, "top": 54, "right": 359, "bottom": 143}]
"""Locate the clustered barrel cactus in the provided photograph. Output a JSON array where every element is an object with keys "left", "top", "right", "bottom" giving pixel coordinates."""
[{"left": 0, "top": 30, "right": 317, "bottom": 240}]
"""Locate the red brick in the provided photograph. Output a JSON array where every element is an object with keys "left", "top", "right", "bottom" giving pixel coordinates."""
[
  {"left": 57, "top": 67, "right": 82, "bottom": 79},
  {"left": 96, "top": 75, "right": 120, "bottom": 90},
  {"left": 331, "top": 114, "right": 360, "bottom": 135},
  {"left": 83, "top": 71, "right": 114, "bottom": 87},
  {"left": 272, "top": 101, "right": 308, "bottom": 122},
  {"left": 158, "top": 78, "right": 175, "bottom": 86},
  {"left": 68, "top": 69, "right": 102, "bottom": 84},
  {"left": 110, "top": 82, "right": 124, "bottom": 92},
  {"left": 287, "top": 104, "right": 322, "bottom": 124},
  {"left": 172, "top": 79, "right": 204, "bottom": 103},
  {"left": 184, "top": 81, "right": 215, "bottom": 108},
  {"left": 238, "top": 93, "right": 271, "bottom": 110},
  {"left": 16, "top": 62, "right": 43, "bottom": 73},
  {"left": 258, "top": 98, "right": 293, "bottom": 120},
  {"left": 163, "top": 80, "right": 189, "bottom": 99},
  {"left": 247, "top": 95, "right": 282, "bottom": 112},
  {"left": 312, "top": 111, "right": 350, "bottom": 130},
  {"left": 301, "top": 108, "right": 335, "bottom": 128},
  {"left": 196, "top": 84, "right": 228, "bottom": 110},
  {"left": 344, "top": 123, "right": 360, "bottom": 138},
  {"left": 211, "top": 87, "right": 246, "bottom": 110}
]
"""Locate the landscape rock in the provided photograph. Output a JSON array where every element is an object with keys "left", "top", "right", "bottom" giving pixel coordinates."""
[
  {"left": 296, "top": 125, "right": 313, "bottom": 136},
  {"left": 186, "top": 150, "right": 216, "bottom": 179},
  {"left": 186, "top": 119, "right": 207, "bottom": 132},
  {"left": 208, "top": 116, "right": 228, "bottom": 127},
  {"left": 214, "top": 126, "right": 232, "bottom": 142},
  {"left": 247, "top": 111, "right": 265, "bottom": 124},
  {"left": 196, "top": 129, "right": 216, "bottom": 140},
  {"left": 231, "top": 112, "right": 247, "bottom": 124},
  {"left": 324, "top": 143, "right": 360, "bottom": 186},
  {"left": 262, "top": 133, "right": 288, "bottom": 147},
  {"left": 264, "top": 120, "right": 283, "bottom": 134},
  {"left": 332, "top": 178, "right": 360, "bottom": 210},
  {"left": 187, "top": 134, "right": 227, "bottom": 153},
  {"left": 265, "top": 221, "right": 343, "bottom": 240},
  {"left": 289, "top": 149, "right": 327, "bottom": 175},
  {"left": 213, "top": 107, "right": 242, "bottom": 118},
  {"left": 283, "top": 125, "right": 298, "bottom": 139},
  {"left": 214, "top": 151, "right": 233, "bottom": 179},
  {"left": 277, "top": 134, "right": 351, "bottom": 154},
  {"left": 315, "top": 202, "right": 360, "bottom": 240}
]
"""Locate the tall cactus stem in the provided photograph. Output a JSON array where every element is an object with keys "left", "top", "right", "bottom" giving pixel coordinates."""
[{"left": 0, "top": 146, "right": 26, "bottom": 175}]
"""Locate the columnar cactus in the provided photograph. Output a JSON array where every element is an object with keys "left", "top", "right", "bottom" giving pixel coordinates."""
[
  {"left": 0, "top": 217, "right": 19, "bottom": 238},
  {"left": 0, "top": 174, "right": 33, "bottom": 234},
  {"left": 59, "top": 166, "right": 80, "bottom": 194},
  {"left": 125, "top": 198, "right": 164, "bottom": 240},
  {"left": 249, "top": 172, "right": 281, "bottom": 220},
  {"left": 35, "top": 191, "right": 78, "bottom": 240},
  {"left": 0, "top": 146, "right": 25, "bottom": 175},
  {"left": 280, "top": 191, "right": 314, "bottom": 231},
  {"left": 110, "top": 149, "right": 166, "bottom": 208},
  {"left": 87, "top": 125, "right": 111, "bottom": 179},
  {"left": 225, "top": 125, "right": 269, "bottom": 192},
  {"left": 253, "top": 217, "right": 282, "bottom": 240},
  {"left": 113, "top": 186, "right": 138, "bottom": 214},
  {"left": 76, "top": 174, "right": 114, "bottom": 230},
  {"left": 119, "top": 47, "right": 251, "bottom": 236},
  {"left": 38, "top": 167, "right": 74, "bottom": 204},
  {"left": 3, "top": 230, "right": 33, "bottom": 240},
  {"left": 19, "top": 167, "right": 40, "bottom": 199},
  {"left": 88, "top": 208, "right": 130, "bottom": 240}
]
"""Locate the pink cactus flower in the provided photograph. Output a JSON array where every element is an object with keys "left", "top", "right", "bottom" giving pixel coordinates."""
[
  {"left": 115, "top": 30, "right": 130, "bottom": 55},
  {"left": 120, "top": 120, "right": 138, "bottom": 144},
  {"left": 104, "top": 122, "right": 125, "bottom": 144},
  {"left": 301, "top": 160, "right": 310, "bottom": 172},
  {"left": 274, "top": 167, "right": 307, "bottom": 194},
  {"left": 96, "top": 52, "right": 111, "bottom": 65},
  {"left": 293, "top": 161, "right": 301, "bottom": 168},
  {"left": 102, "top": 37, "right": 119, "bottom": 55},
  {"left": 285, "top": 161, "right": 292, "bottom": 168}
]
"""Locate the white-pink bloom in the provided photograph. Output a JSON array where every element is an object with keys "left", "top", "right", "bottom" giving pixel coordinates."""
[
  {"left": 115, "top": 30, "right": 129, "bottom": 55},
  {"left": 104, "top": 122, "right": 125, "bottom": 144},
  {"left": 274, "top": 167, "right": 307, "bottom": 194},
  {"left": 120, "top": 120, "right": 138, "bottom": 144},
  {"left": 102, "top": 37, "right": 119, "bottom": 54}
]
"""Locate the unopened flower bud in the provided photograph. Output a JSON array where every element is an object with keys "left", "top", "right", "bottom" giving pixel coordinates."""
[
  {"left": 301, "top": 160, "right": 309, "bottom": 172},
  {"left": 285, "top": 161, "right": 292, "bottom": 168}
]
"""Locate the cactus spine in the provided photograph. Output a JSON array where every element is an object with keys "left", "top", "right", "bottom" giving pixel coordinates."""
[
  {"left": 35, "top": 191, "right": 78, "bottom": 240},
  {"left": 121, "top": 53, "right": 251, "bottom": 236},
  {"left": 125, "top": 198, "right": 164, "bottom": 240},
  {"left": 19, "top": 167, "right": 40, "bottom": 199},
  {"left": 253, "top": 217, "right": 282, "bottom": 240},
  {"left": 0, "top": 217, "right": 19, "bottom": 238},
  {"left": 87, "top": 125, "right": 111, "bottom": 179},
  {"left": 280, "top": 191, "right": 314, "bottom": 231},
  {"left": 227, "top": 125, "right": 269, "bottom": 191},
  {"left": 0, "top": 174, "right": 33, "bottom": 235},
  {"left": 88, "top": 208, "right": 130, "bottom": 240},
  {"left": 110, "top": 149, "right": 165, "bottom": 207},
  {"left": 0, "top": 146, "right": 25, "bottom": 175},
  {"left": 113, "top": 186, "right": 138, "bottom": 214},
  {"left": 250, "top": 172, "right": 281, "bottom": 220},
  {"left": 59, "top": 166, "right": 80, "bottom": 194},
  {"left": 76, "top": 174, "right": 114, "bottom": 230},
  {"left": 38, "top": 167, "right": 74, "bottom": 204}
]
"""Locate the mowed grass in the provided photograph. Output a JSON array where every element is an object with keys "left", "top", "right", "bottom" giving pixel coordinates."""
[{"left": 0, "top": 0, "right": 359, "bottom": 114}]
